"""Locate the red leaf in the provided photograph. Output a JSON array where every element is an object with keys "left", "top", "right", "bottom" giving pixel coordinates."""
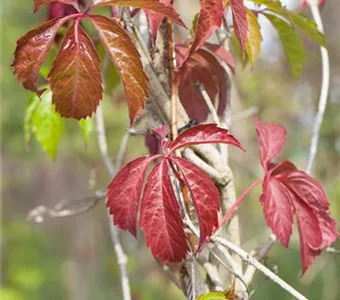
[
  {"left": 260, "top": 175, "right": 294, "bottom": 247},
  {"left": 176, "top": 45, "right": 229, "bottom": 122},
  {"left": 143, "top": 0, "right": 172, "bottom": 40},
  {"left": 48, "top": 23, "right": 102, "bottom": 119},
  {"left": 229, "top": 0, "right": 248, "bottom": 55},
  {"left": 171, "top": 157, "right": 220, "bottom": 250},
  {"left": 107, "top": 156, "right": 158, "bottom": 237},
  {"left": 190, "top": 0, "right": 223, "bottom": 55},
  {"left": 89, "top": 15, "right": 148, "bottom": 125},
  {"left": 254, "top": 117, "right": 286, "bottom": 170},
  {"left": 166, "top": 123, "right": 244, "bottom": 154},
  {"left": 12, "top": 18, "right": 66, "bottom": 95},
  {"left": 203, "top": 42, "right": 235, "bottom": 74},
  {"left": 140, "top": 160, "right": 189, "bottom": 262},
  {"left": 255, "top": 119, "right": 339, "bottom": 273},
  {"left": 33, "top": 0, "right": 79, "bottom": 12},
  {"left": 92, "top": 0, "right": 186, "bottom": 29}
]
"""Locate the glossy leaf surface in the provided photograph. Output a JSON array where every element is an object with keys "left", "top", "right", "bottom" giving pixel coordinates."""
[
  {"left": 12, "top": 18, "right": 66, "bottom": 95},
  {"left": 48, "top": 23, "right": 103, "bottom": 119},
  {"left": 89, "top": 15, "right": 148, "bottom": 125},
  {"left": 33, "top": 0, "right": 79, "bottom": 12}
]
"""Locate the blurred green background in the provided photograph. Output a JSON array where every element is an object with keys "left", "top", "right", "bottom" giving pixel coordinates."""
[{"left": 1, "top": 0, "right": 339, "bottom": 299}]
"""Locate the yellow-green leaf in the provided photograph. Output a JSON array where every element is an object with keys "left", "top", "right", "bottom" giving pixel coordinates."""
[
  {"left": 79, "top": 117, "right": 93, "bottom": 144},
  {"left": 245, "top": 9, "right": 262, "bottom": 66},
  {"left": 264, "top": 12, "right": 306, "bottom": 77},
  {"left": 25, "top": 90, "right": 64, "bottom": 159},
  {"left": 197, "top": 289, "right": 233, "bottom": 300}
]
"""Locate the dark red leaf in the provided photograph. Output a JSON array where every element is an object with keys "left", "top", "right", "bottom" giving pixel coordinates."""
[
  {"left": 12, "top": 18, "right": 66, "bottom": 95},
  {"left": 92, "top": 0, "right": 186, "bottom": 29},
  {"left": 176, "top": 45, "right": 230, "bottom": 122},
  {"left": 143, "top": 0, "right": 172, "bottom": 40},
  {"left": 255, "top": 119, "right": 339, "bottom": 273},
  {"left": 229, "top": 0, "right": 248, "bottom": 55},
  {"left": 107, "top": 156, "right": 159, "bottom": 237},
  {"left": 254, "top": 117, "right": 286, "bottom": 170},
  {"left": 139, "top": 160, "right": 189, "bottom": 262},
  {"left": 260, "top": 175, "right": 294, "bottom": 247},
  {"left": 203, "top": 42, "right": 235, "bottom": 74},
  {"left": 48, "top": 23, "right": 102, "bottom": 119},
  {"left": 166, "top": 123, "right": 244, "bottom": 154},
  {"left": 189, "top": 0, "right": 223, "bottom": 55},
  {"left": 34, "top": 0, "right": 79, "bottom": 12},
  {"left": 89, "top": 15, "right": 148, "bottom": 125},
  {"left": 171, "top": 157, "right": 220, "bottom": 250}
]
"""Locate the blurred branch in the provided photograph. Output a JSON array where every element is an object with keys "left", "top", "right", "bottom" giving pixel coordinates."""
[
  {"left": 95, "top": 104, "right": 131, "bottom": 300},
  {"left": 231, "top": 106, "right": 259, "bottom": 123},
  {"left": 212, "top": 237, "right": 308, "bottom": 300},
  {"left": 326, "top": 247, "right": 340, "bottom": 255},
  {"left": 197, "top": 83, "right": 220, "bottom": 126},
  {"left": 305, "top": 0, "right": 330, "bottom": 174},
  {"left": 27, "top": 190, "right": 106, "bottom": 222}
]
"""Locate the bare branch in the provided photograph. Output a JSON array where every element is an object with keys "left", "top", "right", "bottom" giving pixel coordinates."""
[
  {"left": 95, "top": 104, "right": 131, "bottom": 300},
  {"left": 27, "top": 190, "right": 106, "bottom": 222},
  {"left": 213, "top": 237, "right": 308, "bottom": 300},
  {"left": 305, "top": 0, "right": 330, "bottom": 174},
  {"left": 197, "top": 83, "right": 220, "bottom": 126}
]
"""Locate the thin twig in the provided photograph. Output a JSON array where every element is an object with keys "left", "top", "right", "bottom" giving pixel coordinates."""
[
  {"left": 95, "top": 104, "right": 131, "bottom": 300},
  {"left": 27, "top": 190, "right": 106, "bottom": 222},
  {"left": 213, "top": 237, "right": 308, "bottom": 300},
  {"left": 305, "top": 0, "right": 330, "bottom": 174},
  {"left": 197, "top": 83, "right": 220, "bottom": 126},
  {"left": 114, "top": 131, "right": 130, "bottom": 171}
]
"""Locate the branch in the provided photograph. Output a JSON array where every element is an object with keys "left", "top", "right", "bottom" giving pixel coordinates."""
[
  {"left": 305, "top": 0, "right": 330, "bottom": 174},
  {"left": 213, "top": 237, "right": 308, "bottom": 300},
  {"left": 197, "top": 83, "right": 220, "bottom": 126},
  {"left": 27, "top": 190, "right": 106, "bottom": 222},
  {"left": 95, "top": 104, "right": 131, "bottom": 300}
]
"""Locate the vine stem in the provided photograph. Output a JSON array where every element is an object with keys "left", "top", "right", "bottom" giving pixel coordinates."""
[
  {"left": 213, "top": 237, "right": 308, "bottom": 300},
  {"left": 305, "top": 0, "right": 330, "bottom": 174},
  {"left": 95, "top": 104, "right": 131, "bottom": 300},
  {"left": 217, "top": 179, "right": 263, "bottom": 231}
]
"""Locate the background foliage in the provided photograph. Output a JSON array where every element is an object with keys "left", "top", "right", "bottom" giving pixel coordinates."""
[{"left": 2, "top": 0, "right": 340, "bottom": 299}]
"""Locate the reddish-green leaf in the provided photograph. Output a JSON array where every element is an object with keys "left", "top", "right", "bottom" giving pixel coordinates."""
[
  {"left": 12, "top": 18, "right": 66, "bottom": 95},
  {"left": 92, "top": 0, "right": 186, "bottom": 28},
  {"left": 89, "top": 15, "right": 148, "bottom": 125},
  {"left": 107, "top": 156, "right": 159, "bottom": 237},
  {"left": 189, "top": 0, "right": 223, "bottom": 54},
  {"left": 48, "top": 23, "right": 102, "bottom": 119},
  {"left": 171, "top": 157, "right": 220, "bottom": 250},
  {"left": 230, "top": 0, "right": 248, "bottom": 55},
  {"left": 166, "top": 123, "right": 244, "bottom": 154},
  {"left": 33, "top": 0, "right": 79, "bottom": 12},
  {"left": 140, "top": 160, "right": 189, "bottom": 262}
]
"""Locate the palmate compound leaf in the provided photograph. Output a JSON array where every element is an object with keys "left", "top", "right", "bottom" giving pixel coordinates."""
[
  {"left": 107, "top": 124, "right": 244, "bottom": 262},
  {"left": 12, "top": 18, "right": 67, "bottom": 95},
  {"left": 189, "top": 0, "right": 223, "bottom": 55},
  {"left": 171, "top": 157, "right": 220, "bottom": 250},
  {"left": 89, "top": 15, "right": 148, "bottom": 125},
  {"left": 255, "top": 118, "right": 338, "bottom": 273},
  {"left": 140, "top": 160, "right": 189, "bottom": 262},
  {"left": 48, "top": 23, "right": 103, "bottom": 120},
  {"left": 92, "top": 0, "right": 186, "bottom": 29},
  {"left": 230, "top": 0, "right": 248, "bottom": 55},
  {"left": 33, "top": 0, "right": 79, "bottom": 12}
]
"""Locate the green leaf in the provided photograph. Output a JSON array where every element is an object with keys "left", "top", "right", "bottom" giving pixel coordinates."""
[
  {"left": 27, "top": 90, "right": 64, "bottom": 159},
  {"left": 287, "top": 12, "right": 326, "bottom": 47},
  {"left": 197, "top": 289, "right": 233, "bottom": 300},
  {"left": 263, "top": 12, "right": 306, "bottom": 77},
  {"left": 245, "top": 8, "right": 262, "bottom": 66},
  {"left": 24, "top": 94, "right": 39, "bottom": 147},
  {"left": 249, "top": 0, "right": 326, "bottom": 47},
  {"left": 79, "top": 117, "right": 94, "bottom": 144}
]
